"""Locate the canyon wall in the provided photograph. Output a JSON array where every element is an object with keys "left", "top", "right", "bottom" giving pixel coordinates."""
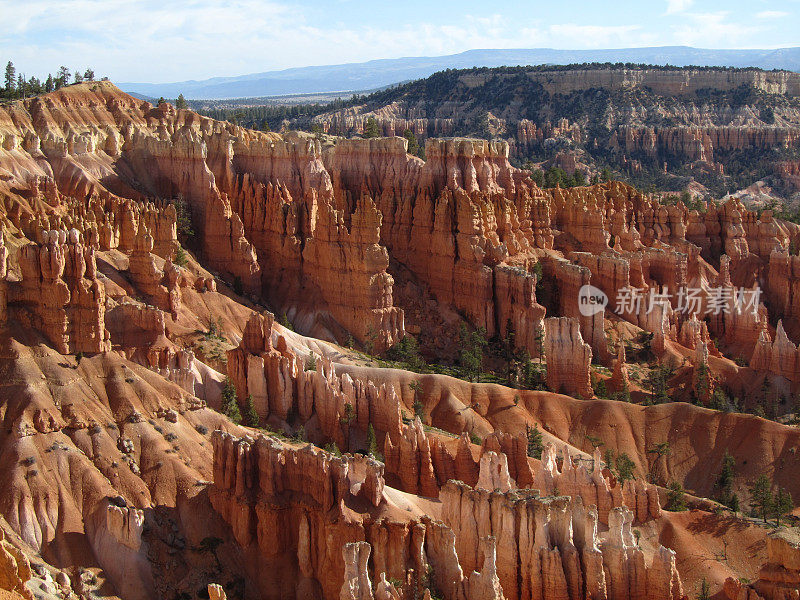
[{"left": 211, "top": 430, "right": 685, "bottom": 600}]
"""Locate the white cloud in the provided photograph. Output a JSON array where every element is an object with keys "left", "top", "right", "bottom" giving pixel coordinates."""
[
  {"left": 665, "top": 0, "right": 693, "bottom": 15},
  {"left": 547, "top": 24, "right": 652, "bottom": 48},
  {"left": 4, "top": 1, "right": 651, "bottom": 82},
  {"left": 672, "top": 12, "right": 762, "bottom": 47},
  {"left": 756, "top": 10, "right": 789, "bottom": 19},
  {"left": 0, "top": 0, "right": 791, "bottom": 84},
  {"left": 2, "top": 1, "right": 549, "bottom": 81}
]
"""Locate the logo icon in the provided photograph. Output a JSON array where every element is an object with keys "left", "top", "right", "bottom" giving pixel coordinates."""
[{"left": 578, "top": 284, "right": 608, "bottom": 317}]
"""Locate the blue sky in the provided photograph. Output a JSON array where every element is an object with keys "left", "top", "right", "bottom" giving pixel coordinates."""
[{"left": 0, "top": 0, "right": 798, "bottom": 83}]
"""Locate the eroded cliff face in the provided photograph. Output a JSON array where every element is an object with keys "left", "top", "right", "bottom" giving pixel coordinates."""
[
  {"left": 440, "top": 480, "right": 683, "bottom": 600},
  {"left": 724, "top": 529, "right": 800, "bottom": 600},
  {"left": 5, "top": 83, "right": 800, "bottom": 381},
  {"left": 298, "top": 67, "right": 800, "bottom": 198},
  {"left": 210, "top": 429, "right": 688, "bottom": 600},
  {"left": 0, "top": 82, "right": 403, "bottom": 351},
  {"left": 1, "top": 84, "right": 799, "bottom": 600}
]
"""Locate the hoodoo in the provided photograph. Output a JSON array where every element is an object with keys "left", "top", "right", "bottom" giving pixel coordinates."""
[{"left": 0, "top": 73, "right": 798, "bottom": 600}]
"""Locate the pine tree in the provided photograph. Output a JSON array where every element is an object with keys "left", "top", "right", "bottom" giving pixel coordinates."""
[
  {"left": 665, "top": 481, "right": 687, "bottom": 511},
  {"left": 403, "top": 129, "right": 420, "bottom": 156},
  {"left": 647, "top": 441, "right": 671, "bottom": 484},
  {"left": 526, "top": 424, "right": 544, "bottom": 459},
  {"left": 409, "top": 380, "right": 424, "bottom": 419},
  {"left": 4, "top": 61, "right": 15, "bottom": 93},
  {"left": 242, "top": 394, "right": 260, "bottom": 428},
  {"left": 220, "top": 378, "right": 241, "bottom": 424},
  {"left": 367, "top": 424, "right": 381, "bottom": 460},
  {"left": 45, "top": 75, "right": 54, "bottom": 93},
  {"left": 458, "top": 324, "right": 487, "bottom": 382},
  {"left": 717, "top": 451, "right": 735, "bottom": 490},
  {"left": 73, "top": 70, "right": 83, "bottom": 84},
  {"left": 775, "top": 488, "right": 793, "bottom": 526},
  {"left": 174, "top": 244, "right": 188, "bottom": 267},
  {"left": 697, "top": 578, "right": 710, "bottom": 600},
  {"left": 176, "top": 93, "right": 188, "bottom": 109},
  {"left": 363, "top": 117, "right": 380, "bottom": 138},
  {"left": 83, "top": 68, "right": 95, "bottom": 81},
  {"left": 603, "top": 448, "right": 616, "bottom": 473},
  {"left": 749, "top": 474, "right": 774, "bottom": 523},
  {"left": 616, "top": 452, "right": 636, "bottom": 487},
  {"left": 55, "top": 66, "right": 70, "bottom": 89},
  {"left": 715, "top": 450, "right": 738, "bottom": 509}
]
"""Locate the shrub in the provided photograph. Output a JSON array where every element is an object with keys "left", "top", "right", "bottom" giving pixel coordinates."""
[
  {"left": 615, "top": 452, "right": 636, "bottom": 485},
  {"left": 526, "top": 425, "right": 543, "bottom": 459},
  {"left": 458, "top": 324, "right": 488, "bottom": 382},
  {"left": 340, "top": 403, "right": 355, "bottom": 426},
  {"left": 385, "top": 335, "right": 424, "bottom": 370},
  {"left": 278, "top": 312, "right": 293, "bottom": 331},
  {"left": 305, "top": 353, "right": 317, "bottom": 372},
  {"left": 412, "top": 399, "right": 425, "bottom": 420},
  {"left": 243, "top": 395, "right": 260, "bottom": 428},
  {"left": 367, "top": 424, "right": 380, "bottom": 459},
  {"left": 324, "top": 442, "right": 342, "bottom": 457},
  {"left": 174, "top": 244, "right": 188, "bottom": 267},
  {"left": 220, "top": 378, "right": 241, "bottom": 424},
  {"left": 291, "top": 426, "right": 306, "bottom": 443},
  {"left": 665, "top": 481, "right": 688, "bottom": 511}
]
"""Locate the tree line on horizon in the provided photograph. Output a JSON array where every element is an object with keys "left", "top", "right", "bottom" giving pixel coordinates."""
[{"left": 1, "top": 61, "right": 103, "bottom": 101}]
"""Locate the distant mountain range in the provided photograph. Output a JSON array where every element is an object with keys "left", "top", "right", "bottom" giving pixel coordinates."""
[{"left": 119, "top": 46, "right": 800, "bottom": 100}]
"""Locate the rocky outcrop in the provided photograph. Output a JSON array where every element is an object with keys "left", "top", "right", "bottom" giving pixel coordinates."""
[
  {"left": 750, "top": 320, "right": 800, "bottom": 383},
  {"left": 86, "top": 501, "right": 154, "bottom": 600},
  {"left": 481, "top": 431, "right": 535, "bottom": 489},
  {"left": 766, "top": 250, "right": 800, "bottom": 342},
  {"left": 209, "top": 430, "right": 507, "bottom": 600},
  {"left": 0, "top": 229, "right": 7, "bottom": 326},
  {"left": 0, "top": 83, "right": 403, "bottom": 350},
  {"left": 753, "top": 529, "right": 800, "bottom": 600},
  {"left": 724, "top": 529, "right": 800, "bottom": 600},
  {"left": 128, "top": 228, "right": 183, "bottom": 319},
  {"left": 0, "top": 529, "right": 33, "bottom": 600},
  {"left": 462, "top": 536, "right": 505, "bottom": 600},
  {"left": 227, "top": 311, "right": 404, "bottom": 447},
  {"left": 299, "top": 68, "right": 800, "bottom": 201},
  {"left": 476, "top": 451, "right": 513, "bottom": 493},
  {"left": 6, "top": 83, "right": 797, "bottom": 369},
  {"left": 12, "top": 191, "right": 178, "bottom": 259},
  {"left": 211, "top": 431, "right": 385, "bottom": 534},
  {"left": 383, "top": 416, "right": 439, "bottom": 497},
  {"left": 8, "top": 231, "right": 110, "bottom": 354},
  {"left": 321, "top": 136, "right": 547, "bottom": 355},
  {"left": 208, "top": 584, "right": 228, "bottom": 600},
  {"left": 539, "top": 445, "right": 662, "bottom": 525},
  {"left": 544, "top": 317, "right": 592, "bottom": 399},
  {"left": 341, "top": 542, "right": 375, "bottom": 600},
  {"left": 609, "top": 342, "right": 630, "bottom": 393},
  {"left": 384, "top": 423, "right": 534, "bottom": 497},
  {"left": 440, "top": 479, "right": 683, "bottom": 600}
]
